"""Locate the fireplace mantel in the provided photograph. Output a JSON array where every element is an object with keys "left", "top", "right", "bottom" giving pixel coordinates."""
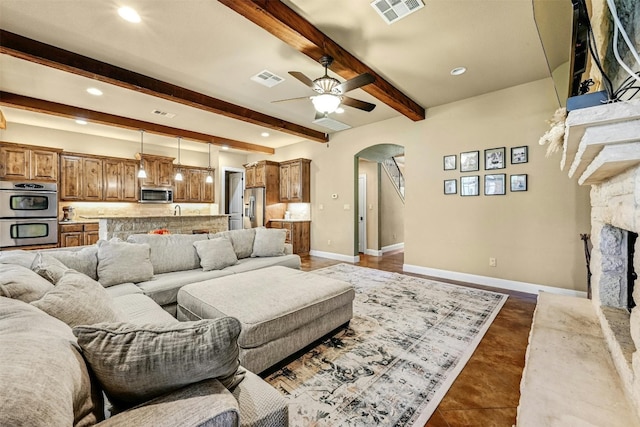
[{"left": 562, "top": 100, "right": 640, "bottom": 185}]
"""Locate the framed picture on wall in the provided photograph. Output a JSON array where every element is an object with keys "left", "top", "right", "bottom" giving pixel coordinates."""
[
  {"left": 444, "top": 179, "right": 457, "bottom": 194},
  {"left": 511, "top": 146, "right": 528, "bottom": 164},
  {"left": 511, "top": 174, "right": 528, "bottom": 192},
  {"left": 460, "top": 175, "right": 479, "bottom": 196},
  {"left": 460, "top": 151, "right": 479, "bottom": 172},
  {"left": 485, "top": 147, "right": 505, "bottom": 170},
  {"left": 443, "top": 155, "right": 456, "bottom": 171},
  {"left": 484, "top": 174, "right": 506, "bottom": 195}
]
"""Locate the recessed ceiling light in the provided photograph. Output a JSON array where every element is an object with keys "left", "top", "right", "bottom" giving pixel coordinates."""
[
  {"left": 261, "top": 132, "right": 270, "bottom": 137},
  {"left": 86, "top": 87, "right": 103, "bottom": 96},
  {"left": 335, "top": 107, "right": 345, "bottom": 114},
  {"left": 75, "top": 119, "right": 88, "bottom": 125},
  {"left": 118, "top": 6, "right": 141, "bottom": 23},
  {"left": 450, "top": 67, "right": 467, "bottom": 76}
]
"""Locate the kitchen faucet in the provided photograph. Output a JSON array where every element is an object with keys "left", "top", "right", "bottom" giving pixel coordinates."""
[{"left": 174, "top": 204, "right": 181, "bottom": 216}]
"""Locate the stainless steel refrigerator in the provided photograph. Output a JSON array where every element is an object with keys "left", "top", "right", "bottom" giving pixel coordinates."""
[{"left": 244, "top": 187, "right": 265, "bottom": 228}]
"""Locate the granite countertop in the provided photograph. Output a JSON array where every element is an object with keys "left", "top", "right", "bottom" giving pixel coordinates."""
[{"left": 269, "top": 219, "right": 311, "bottom": 222}]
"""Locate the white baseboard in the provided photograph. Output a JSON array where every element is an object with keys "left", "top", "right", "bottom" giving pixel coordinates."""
[
  {"left": 402, "top": 264, "right": 588, "bottom": 298},
  {"left": 365, "top": 249, "right": 382, "bottom": 256},
  {"left": 382, "top": 242, "right": 404, "bottom": 253},
  {"left": 309, "top": 250, "right": 360, "bottom": 263}
]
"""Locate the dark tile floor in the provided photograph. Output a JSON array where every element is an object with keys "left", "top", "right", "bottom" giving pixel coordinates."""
[{"left": 300, "top": 251, "right": 537, "bottom": 427}]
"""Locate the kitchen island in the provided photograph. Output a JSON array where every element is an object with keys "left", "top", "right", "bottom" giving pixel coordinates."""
[{"left": 80, "top": 215, "right": 230, "bottom": 240}]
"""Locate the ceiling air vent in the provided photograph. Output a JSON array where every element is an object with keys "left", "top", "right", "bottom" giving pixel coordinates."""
[
  {"left": 250, "top": 70, "right": 285, "bottom": 88},
  {"left": 151, "top": 109, "right": 176, "bottom": 118},
  {"left": 312, "top": 116, "right": 351, "bottom": 132},
  {"left": 370, "top": 0, "right": 424, "bottom": 25}
]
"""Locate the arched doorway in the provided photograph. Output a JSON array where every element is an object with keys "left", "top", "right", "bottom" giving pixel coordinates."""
[{"left": 354, "top": 144, "right": 405, "bottom": 256}]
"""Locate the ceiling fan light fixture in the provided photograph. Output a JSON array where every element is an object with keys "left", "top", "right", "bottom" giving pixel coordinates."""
[{"left": 311, "top": 94, "right": 341, "bottom": 114}]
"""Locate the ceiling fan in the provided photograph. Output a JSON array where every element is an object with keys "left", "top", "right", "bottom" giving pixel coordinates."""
[{"left": 274, "top": 55, "right": 376, "bottom": 118}]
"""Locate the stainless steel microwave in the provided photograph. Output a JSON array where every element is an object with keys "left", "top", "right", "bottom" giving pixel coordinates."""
[{"left": 140, "top": 187, "right": 173, "bottom": 203}]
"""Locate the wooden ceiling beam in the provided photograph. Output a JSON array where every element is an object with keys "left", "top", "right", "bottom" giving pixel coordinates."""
[
  {"left": 218, "top": 0, "right": 425, "bottom": 121},
  {"left": 0, "top": 92, "right": 275, "bottom": 154},
  {"left": 0, "top": 29, "right": 328, "bottom": 143}
]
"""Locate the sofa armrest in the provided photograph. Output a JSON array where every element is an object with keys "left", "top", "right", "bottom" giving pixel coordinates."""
[
  {"left": 97, "top": 379, "right": 239, "bottom": 427},
  {"left": 283, "top": 243, "right": 293, "bottom": 255}
]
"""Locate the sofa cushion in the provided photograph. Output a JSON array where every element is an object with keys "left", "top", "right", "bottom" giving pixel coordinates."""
[
  {"left": 46, "top": 246, "right": 99, "bottom": 280},
  {"left": 231, "top": 369, "right": 289, "bottom": 427},
  {"left": 212, "top": 228, "right": 256, "bottom": 259},
  {"left": 32, "top": 252, "right": 72, "bottom": 283},
  {"left": 136, "top": 268, "right": 233, "bottom": 307},
  {"left": 0, "top": 249, "right": 38, "bottom": 268},
  {"left": 251, "top": 228, "right": 286, "bottom": 258},
  {"left": 0, "top": 297, "right": 103, "bottom": 427},
  {"left": 97, "top": 239, "right": 154, "bottom": 287},
  {"left": 127, "top": 234, "right": 208, "bottom": 274},
  {"left": 104, "top": 282, "right": 144, "bottom": 298},
  {"left": 223, "top": 254, "right": 301, "bottom": 274},
  {"left": 73, "top": 317, "right": 244, "bottom": 410},
  {"left": 31, "top": 270, "right": 124, "bottom": 328},
  {"left": 113, "top": 293, "right": 178, "bottom": 325},
  {"left": 0, "top": 263, "right": 54, "bottom": 303},
  {"left": 194, "top": 237, "right": 238, "bottom": 271}
]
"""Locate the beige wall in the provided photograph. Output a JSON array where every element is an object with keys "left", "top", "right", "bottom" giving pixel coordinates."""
[
  {"left": 380, "top": 167, "right": 405, "bottom": 248},
  {"left": 259, "top": 78, "right": 591, "bottom": 291}
]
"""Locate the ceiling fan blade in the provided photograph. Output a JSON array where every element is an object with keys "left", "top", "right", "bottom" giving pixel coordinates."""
[
  {"left": 271, "top": 96, "right": 311, "bottom": 104},
  {"left": 335, "top": 73, "right": 375, "bottom": 94},
  {"left": 341, "top": 96, "right": 376, "bottom": 112},
  {"left": 288, "top": 71, "right": 317, "bottom": 90}
]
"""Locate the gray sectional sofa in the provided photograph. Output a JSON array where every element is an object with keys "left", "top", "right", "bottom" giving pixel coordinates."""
[{"left": 0, "top": 227, "right": 300, "bottom": 427}]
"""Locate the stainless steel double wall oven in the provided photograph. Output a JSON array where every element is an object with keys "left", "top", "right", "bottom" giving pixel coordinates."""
[{"left": 0, "top": 181, "right": 59, "bottom": 248}]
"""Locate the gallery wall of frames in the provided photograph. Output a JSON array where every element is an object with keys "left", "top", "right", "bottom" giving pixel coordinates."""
[{"left": 443, "top": 146, "right": 528, "bottom": 196}]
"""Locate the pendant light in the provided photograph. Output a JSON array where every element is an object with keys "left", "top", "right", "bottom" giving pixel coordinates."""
[
  {"left": 205, "top": 142, "right": 213, "bottom": 183},
  {"left": 137, "top": 129, "right": 147, "bottom": 179},
  {"left": 174, "top": 136, "right": 183, "bottom": 181}
]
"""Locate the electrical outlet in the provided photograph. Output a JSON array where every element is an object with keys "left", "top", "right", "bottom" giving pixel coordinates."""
[
  {"left": 319, "top": 204, "right": 324, "bottom": 210},
  {"left": 327, "top": 240, "right": 331, "bottom": 246},
  {"left": 489, "top": 257, "right": 497, "bottom": 267}
]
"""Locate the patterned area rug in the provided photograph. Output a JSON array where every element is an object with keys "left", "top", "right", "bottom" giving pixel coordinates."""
[{"left": 264, "top": 264, "right": 508, "bottom": 427}]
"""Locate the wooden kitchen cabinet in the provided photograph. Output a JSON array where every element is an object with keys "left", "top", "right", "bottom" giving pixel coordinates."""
[
  {"left": 104, "top": 159, "right": 138, "bottom": 202},
  {"left": 268, "top": 220, "right": 310, "bottom": 255},
  {"left": 60, "top": 154, "right": 103, "bottom": 201},
  {"left": 174, "top": 167, "right": 215, "bottom": 203},
  {"left": 0, "top": 142, "right": 60, "bottom": 182},
  {"left": 59, "top": 222, "right": 99, "bottom": 247},
  {"left": 279, "top": 158, "right": 310, "bottom": 203},
  {"left": 137, "top": 153, "right": 174, "bottom": 187},
  {"left": 244, "top": 160, "right": 279, "bottom": 204}
]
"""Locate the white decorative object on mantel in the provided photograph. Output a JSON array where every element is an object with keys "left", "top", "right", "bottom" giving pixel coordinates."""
[{"left": 538, "top": 107, "right": 567, "bottom": 158}]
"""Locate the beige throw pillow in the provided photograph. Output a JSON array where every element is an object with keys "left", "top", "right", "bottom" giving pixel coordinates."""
[
  {"left": 32, "top": 253, "right": 71, "bottom": 284},
  {"left": 193, "top": 238, "right": 238, "bottom": 271},
  {"left": 251, "top": 227, "right": 286, "bottom": 257},
  {"left": 31, "top": 270, "right": 124, "bottom": 328},
  {"left": 97, "top": 239, "right": 153, "bottom": 287},
  {"left": 0, "top": 264, "right": 54, "bottom": 303},
  {"left": 46, "top": 246, "right": 99, "bottom": 280},
  {"left": 73, "top": 317, "right": 243, "bottom": 409}
]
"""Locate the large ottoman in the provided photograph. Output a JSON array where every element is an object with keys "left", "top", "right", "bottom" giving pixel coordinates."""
[{"left": 177, "top": 266, "right": 355, "bottom": 374}]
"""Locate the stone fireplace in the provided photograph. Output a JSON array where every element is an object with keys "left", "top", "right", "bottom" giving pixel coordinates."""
[{"left": 563, "top": 99, "right": 640, "bottom": 417}]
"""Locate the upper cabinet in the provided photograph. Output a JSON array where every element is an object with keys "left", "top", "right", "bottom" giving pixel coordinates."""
[
  {"left": 136, "top": 153, "right": 174, "bottom": 188},
  {"left": 60, "top": 154, "right": 103, "bottom": 201},
  {"left": 244, "top": 160, "right": 280, "bottom": 205},
  {"left": 174, "top": 166, "right": 215, "bottom": 203},
  {"left": 279, "top": 158, "right": 311, "bottom": 203},
  {"left": 61, "top": 153, "right": 138, "bottom": 202},
  {"left": 0, "top": 142, "right": 60, "bottom": 182},
  {"left": 104, "top": 159, "right": 139, "bottom": 202}
]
